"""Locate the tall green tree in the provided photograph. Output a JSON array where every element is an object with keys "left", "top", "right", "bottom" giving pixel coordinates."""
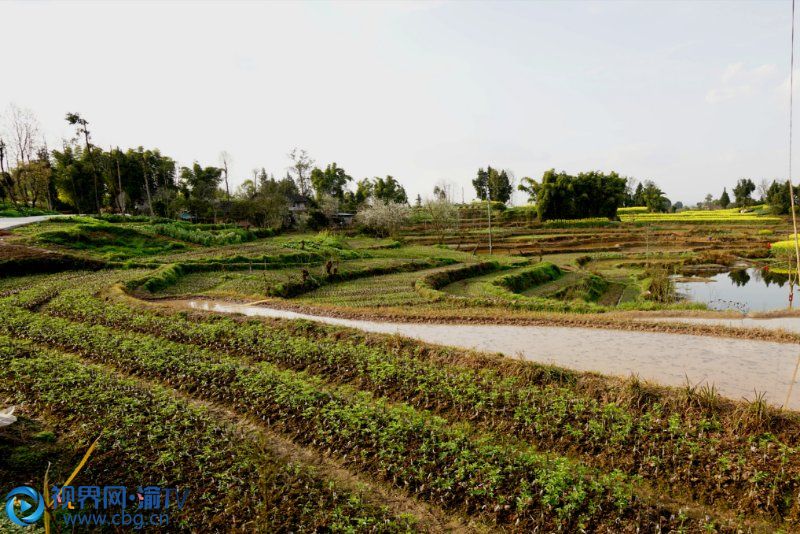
[
  {"left": 622, "top": 178, "right": 638, "bottom": 207},
  {"left": 342, "top": 178, "right": 373, "bottom": 212},
  {"left": 719, "top": 188, "right": 731, "bottom": 208},
  {"left": 766, "top": 180, "right": 798, "bottom": 214},
  {"left": 372, "top": 176, "right": 408, "bottom": 204},
  {"left": 65, "top": 112, "right": 102, "bottom": 213},
  {"left": 231, "top": 170, "right": 292, "bottom": 228},
  {"left": 10, "top": 159, "right": 52, "bottom": 209},
  {"left": 310, "top": 162, "right": 352, "bottom": 200},
  {"left": 517, "top": 176, "right": 540, "bottom": 203},
  {"left": 531, "top": 169, "right": 629, "bottom": 220},
  {"left": 733, "top": 178, "right": 756, "bottom": 207},
  {"left": 633, "top": 183, "right": 645, "bottom": 206},
  {"left": 473, "top": 166, "right": 513, "bottom": 203},
  {"left": 180, "top": 163, "right": 222, "bottom": 219},
  {"left": 641, "top": 181, "right": 671, "bottom": 213},
  {"left": 52, "top": 144, "right": 97, "bottom": 213}
]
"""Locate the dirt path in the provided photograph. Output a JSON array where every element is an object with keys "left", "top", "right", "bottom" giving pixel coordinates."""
[
  {"left": 0, "top": 215, "right": 64, "bottom": 230},
  {"left": 177, "top": 299, "right": 800, "bottom": 411}
]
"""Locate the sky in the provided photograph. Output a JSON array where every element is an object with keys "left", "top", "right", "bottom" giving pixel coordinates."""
[{"left": 0, "top": 0, "right": 797, "bottom": 206}]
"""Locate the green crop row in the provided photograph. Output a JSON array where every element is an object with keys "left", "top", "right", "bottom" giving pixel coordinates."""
[
  {"left": 281, "top": 233, "right": 364, "bottom": 260},
  {"left": 146, "top": 222, "right": 275, "bottom": 246},
  {"left": 123, "top": 257, "right": 322, "bottom": 294},
  {"left": 176, "top": 251, "right": 328, "bottom": 266},
  {"left": 0, "top": 336, "right": 413, "bottom": 532},
  {"left": 40, "top": 290, "right": 800, "bottom": 524},
  {"left": 268, "top": 257, "right": 457, "bottom": 298},
  {"left": 2, "top": 273, "right": 98, "bottom": 309},
  {"left": 123, "top": 257, "right": 459, "bottom": 297},
  {"left": 0, "top": 302, "right": 666, "bottom": 531}
]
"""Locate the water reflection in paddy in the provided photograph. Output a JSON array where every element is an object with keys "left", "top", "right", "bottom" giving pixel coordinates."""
[{"left": 675, "top": 268, "right": 797, "bottom": 312}]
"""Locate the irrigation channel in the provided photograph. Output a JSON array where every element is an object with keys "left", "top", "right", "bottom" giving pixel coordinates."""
[{"left": 175, "top": 299, "right": 800, "bottom": 411}]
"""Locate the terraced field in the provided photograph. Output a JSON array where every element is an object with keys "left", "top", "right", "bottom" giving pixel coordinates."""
[
  {"left": 1, "top": 212, "right": 799, "bottom": 531},
  {"left": 0, "top": 265, "right": 799, "bottom": 531},
  {"left": 297, "top": 264, "right": 463, "bottom": 307}
]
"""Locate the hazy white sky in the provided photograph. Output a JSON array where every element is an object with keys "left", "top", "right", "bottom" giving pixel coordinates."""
[{"left": 0, "top": 0, "right": 797, "bottom": 205}]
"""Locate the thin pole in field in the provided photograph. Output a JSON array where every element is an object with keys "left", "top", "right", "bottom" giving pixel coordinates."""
[
  {"left": 789, "top": 0, "right": 800, "bottom": 309},
  {"left": 783, "top": 0, "right": 800, "bottom": 410},
  {"left": 487, "top": 189, "right": 493, "bottom": 255}
]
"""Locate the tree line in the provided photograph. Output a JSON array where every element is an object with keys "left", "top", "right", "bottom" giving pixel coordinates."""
[
  {"left": 7, "top": 103, "right": 793, "bottom": 230},
  {"left": 515, "top": 170, "right": 673, "bottom": 220},
  {"left": 699, "top": 178, "right": 798, "bottom": 214},
  {"left": 0, "top": 105, "right": 412, "bottom": 229}
]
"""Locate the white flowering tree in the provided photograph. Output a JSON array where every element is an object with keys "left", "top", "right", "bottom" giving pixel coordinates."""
[{"left": 356, "top": 201, "right": 410, "bottom": 237}]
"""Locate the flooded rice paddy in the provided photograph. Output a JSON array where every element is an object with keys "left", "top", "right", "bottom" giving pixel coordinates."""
[
  {"left": 179, "top": 299, "right": 800, "bottom": 410},
  {"left": 675, "top": 267, "right": 797, "bottom": 312}
]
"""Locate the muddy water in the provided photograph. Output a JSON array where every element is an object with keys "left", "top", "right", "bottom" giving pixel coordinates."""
[{"left": 180, "top": 300, "right": 800, "bottom": 411}]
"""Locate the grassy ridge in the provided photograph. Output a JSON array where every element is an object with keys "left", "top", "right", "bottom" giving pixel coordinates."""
[
  {"left": 36, "top": 223, "right": 185, "bottom": 260},
  {"left": 490, "top": 262, "right": 563, "bottom": 293},
  {"left": 414, "top": 261, "right": 503, "bottom": 301}
]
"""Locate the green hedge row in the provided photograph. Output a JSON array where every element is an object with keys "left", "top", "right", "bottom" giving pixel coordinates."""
[
  {"left": 269, "top": 257, "right": 458, "bottom": 298},
  {"left": 414, "top": 261, "right": 502, "bottom": 301},
  {"left": 490, "top": 262, "right": 562, "bottom": 293}
]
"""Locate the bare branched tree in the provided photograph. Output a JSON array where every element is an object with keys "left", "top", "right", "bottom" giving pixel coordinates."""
[
  {"left": 6, "top": 104, "right": 40, "bottom": 165},
  {"left": 288, "top": 148, "right": 314, "bottom": 197},
  {"left": 757, "top": 179, "right": 771, "bottom": 203},
  {"left": 425, "top": 196, "right": 457, "bottom": 244},
  {"left": 219, "top": 151, "right": 233, "bottom": 200}
]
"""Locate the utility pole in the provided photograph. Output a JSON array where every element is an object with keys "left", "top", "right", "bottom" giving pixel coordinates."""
[{"left": 487, "top": 186, "right": 493, "bottom": 255}]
